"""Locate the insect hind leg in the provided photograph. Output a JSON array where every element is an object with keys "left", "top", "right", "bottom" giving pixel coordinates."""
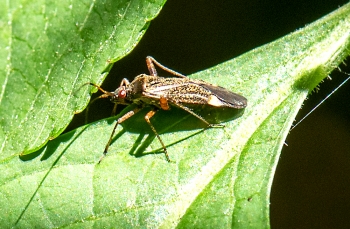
[
  {"left": 146, "top": 56, "right": 187, "bottom": 78},
  {"left": 170, "top": 100, "right": 224, "bottom": 128}
]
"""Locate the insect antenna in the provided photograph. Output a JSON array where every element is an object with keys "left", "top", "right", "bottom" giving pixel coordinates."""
[{"left": 77, "top": 83, "right": 116, "bottom": 123}]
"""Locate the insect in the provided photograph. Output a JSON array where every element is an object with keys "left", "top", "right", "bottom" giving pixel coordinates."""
[{"left": 86, "top": 56, "right": 247, "bottom": 162}]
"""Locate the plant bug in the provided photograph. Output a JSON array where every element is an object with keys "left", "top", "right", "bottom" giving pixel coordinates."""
[{"left": 86, "top": 56, "right": 247, "bottom": 162}]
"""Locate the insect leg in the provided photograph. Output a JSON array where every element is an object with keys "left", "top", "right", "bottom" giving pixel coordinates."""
[
  {"left": 146, "top": 56, "right": 158, "bottom": 76},
  {"left": 99, "top": 107, "right": 141, "bottom": 163},
  {"left": 159, "top": 96, "right": 170, "bottom": 110},
  {"left": 144, "top": 109, "right": 171, "bottom": 162},
  {"left": 170, "top": 100, "right": 224, "bottom": 128},
  {"left": 111, "top": 103, "right": 118, "bottom": 116},
  {"left": 146, "top": 56, "right": 187, "bottom": 78},
  {"left": 119, "top": 78, "right": 130, "bottom": 87}
]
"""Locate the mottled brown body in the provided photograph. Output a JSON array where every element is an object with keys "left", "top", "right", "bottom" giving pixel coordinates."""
[
  {"left": 124, "top": 74, "right": 247, "bottom": 109},
  {"left": 88, "top": 56, "right": 247, "bottom": 162}
]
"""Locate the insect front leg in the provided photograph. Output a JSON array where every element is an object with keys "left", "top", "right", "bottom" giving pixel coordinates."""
[
  {"left": 144, "top": 108, "right": 171, "bottom": 162},
  {"left": 111, "top": 103, "right": 118, "bottom": 116},
  {"left": 119, "top": 78, "right": 130, "bottom": 87},
  {"left": 99, "top": 107, "right": 141, "bottom": 163}
]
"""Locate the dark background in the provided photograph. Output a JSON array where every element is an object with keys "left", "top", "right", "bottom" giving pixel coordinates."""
[{"left": 68, "top": 1, "right": 350, "bottom": 228}]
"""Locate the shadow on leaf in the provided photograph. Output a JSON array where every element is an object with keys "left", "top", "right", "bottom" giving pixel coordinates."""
[{"left": 109, "top": 105, "right": 246, "bottom": 159}]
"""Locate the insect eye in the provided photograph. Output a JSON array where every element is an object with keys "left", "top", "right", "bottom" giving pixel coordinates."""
[{"left": 118, "top": 89, "right": 127, "bottom": 98}]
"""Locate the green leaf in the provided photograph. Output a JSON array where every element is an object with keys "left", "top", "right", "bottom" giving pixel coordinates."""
[
  {"left": 0, "top": 0, "right": 166, "bottom": 160},
  {"left": 1, "top": 2, "right": 350, "bottom": 229}
]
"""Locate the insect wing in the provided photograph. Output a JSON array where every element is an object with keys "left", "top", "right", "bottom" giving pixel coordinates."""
[
  {"left": 140, "top": 76, "right": 247, "bottom": 109},
  {"left": 199, "top": 83, "right": 247, "bottom": 109},
  {"left": 144, "top": 79, "right": 211, "bottom": 105}
]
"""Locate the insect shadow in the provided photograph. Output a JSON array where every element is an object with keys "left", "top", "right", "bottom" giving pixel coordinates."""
[{"left": 108, "top": 102, "right": 245, "bottom": 160}]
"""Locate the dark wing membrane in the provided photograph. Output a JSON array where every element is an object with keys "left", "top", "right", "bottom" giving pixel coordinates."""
[{"left": 199, "top": 83, "right": 247, "bottom": 109}]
